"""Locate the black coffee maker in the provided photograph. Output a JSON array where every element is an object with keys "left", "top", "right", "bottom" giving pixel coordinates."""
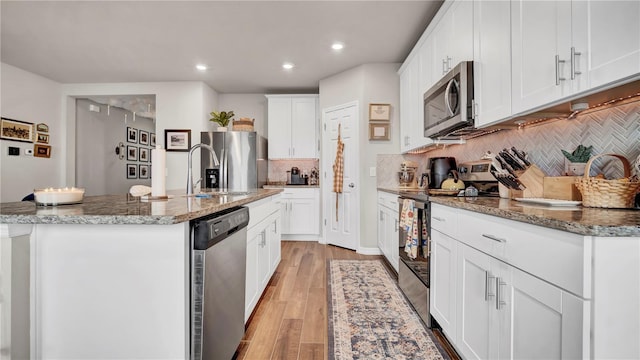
[{"left": 429, "top": 157, "right": 457, "bottom": 189}]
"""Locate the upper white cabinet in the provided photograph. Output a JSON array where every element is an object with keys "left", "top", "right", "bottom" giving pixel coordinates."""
[
  {"left": 431, "top": 0, "right": 474, "bottom": 79},
  {"left": 266, "top": 95, "right": 318, "bottom": 159},
  {"left": 473, "top": 0, "right": 512, "bottom": 127},
  {"left": 399, "top": 56, "right": 433, "bottom": 153},
  {"left": 572, "top": 1, "right": 640, "bottom": 90}
]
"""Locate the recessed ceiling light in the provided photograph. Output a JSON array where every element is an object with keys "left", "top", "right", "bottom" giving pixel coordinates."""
[
  {"left": 196, "top": 64, "right": 208, "bottom": 71},
  {"left": 282, "top": 62, "right": 294, "bottom": 70},
  {"left": 332, "top": 42, "right": 344, "bottom": 50}
]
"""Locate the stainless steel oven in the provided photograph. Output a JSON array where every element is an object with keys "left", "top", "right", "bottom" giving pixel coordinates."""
[
  {"left": 397, "top": 192, "right": 431, "bottom": 327},
  {"left": 424, "top": 61, "right": 474, "bottom": 139}
]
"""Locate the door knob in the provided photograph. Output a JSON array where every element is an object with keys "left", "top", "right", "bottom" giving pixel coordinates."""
[{"left": 348, "top": 183, "right": 355, "bottom": 188}]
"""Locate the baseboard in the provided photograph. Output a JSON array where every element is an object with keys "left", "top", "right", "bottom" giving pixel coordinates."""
[
  {"left": 281, "top": 235, "right": 321, "bottom": 241},
  {"left": 357, "top": 246, "right": 382, "bottom": 256}
]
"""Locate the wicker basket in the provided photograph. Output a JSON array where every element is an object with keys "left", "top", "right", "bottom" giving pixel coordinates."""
[
  {"left": 575, "top": 153, "right": 640, "bottom": 208},
  {"left": 232, "top": 118, "right": 254, "bottom": 132}
]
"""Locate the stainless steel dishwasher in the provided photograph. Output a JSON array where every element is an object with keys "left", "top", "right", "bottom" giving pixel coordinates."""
[{"left": 191, "top": 206, "right": 249, "bottom": 360}]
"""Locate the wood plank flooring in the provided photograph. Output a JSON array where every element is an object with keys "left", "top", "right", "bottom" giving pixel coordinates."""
[
  {"left": 236, "top": 241, "right": 380, "bottom": 360},
  {"left": 236, "top": 241, "right": 458, "bottom": 360}
]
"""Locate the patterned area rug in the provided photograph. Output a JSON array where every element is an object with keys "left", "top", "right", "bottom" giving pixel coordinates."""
[{"left": 328, "top": 260, "right": 446, "bottom": 360}]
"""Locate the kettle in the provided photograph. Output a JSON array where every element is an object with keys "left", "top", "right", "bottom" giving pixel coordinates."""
[{"left": 441, "top": 170, "right": 465, "bottom": 191}]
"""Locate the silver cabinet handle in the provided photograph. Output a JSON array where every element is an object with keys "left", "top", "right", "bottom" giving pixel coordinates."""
[
  {"left": 555, "top": 55, "right": 566, "bottom": 85},
  {"left": 380, "top": 210, "right": 384, "bottom": 221},
  {"left": 348, "top": 183, "right": 355, "bottom": 188},
  {"left": 485, "top": 271, "right": 495, "bottom": 301},
  {"left": 571, "top": 47, "right": 582, "bottom": 79},
  {"left": 482, "top": 234, "right": 507, "bottom": 243},
  {"left": 292, "top": 147, "right": 295, "bottom": 156},
  {"left": 446, "top": 56, "right": 452, "bottom": 72},
  {"left": 394, "top": 219, "right": 399, "bottom": 231},
  {"left": 432, "top": 216, "right": 445, "bottom": 222},
  {"left": 496, "top": 277, "right": 507, "bottom": 310},
  {"left": 442, "top": 58, "right": 447, "bottom": 75}
]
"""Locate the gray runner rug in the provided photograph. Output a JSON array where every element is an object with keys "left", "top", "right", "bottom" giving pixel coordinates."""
[{"left": 328, "top": 259, "right": 446, "bottom": 360}]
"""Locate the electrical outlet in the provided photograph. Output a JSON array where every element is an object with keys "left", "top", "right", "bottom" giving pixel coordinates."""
[
  {"left": 8, "top": 146, "right": 19, "bottom": 156},
  {"left": 369, "top": 167, "right": 376, "bottom": 177},
  {"left": 25, "top": 148, "right": 34, "bottom": 156}
]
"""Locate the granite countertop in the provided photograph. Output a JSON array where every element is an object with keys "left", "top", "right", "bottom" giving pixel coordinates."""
[
  {"left": 263, "top": 185, "right": 320, "bottom": 189},
  {"left": 0, "top": 188, "right": 282, "bottom": 225},
  {"left": 378, "top": 187, "right": 640, "bottom": 237}
]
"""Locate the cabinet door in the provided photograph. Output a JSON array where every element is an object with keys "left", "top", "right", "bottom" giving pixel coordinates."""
[
  {"left": 456, "top": 243, "right": 495, "bottom": 360},
  {"left": 257, "top": 230, "right": 270, "bottom": 289},
  {"left": 430, "top": 229, "right": 457, "bottom": 341},
  {"left": 498, "top": 263, "right": 588, "bottom": 360},
  {"left": 473, "top": 0, "right": 512, "bottom": 127},
  {"left": 388, "top": 208, "right": 399, "bottom": 273},
  {"left": 447, "top": 0, "right": 474, "bottom": 68},
  {"left": 573, "top": 0, "right": 640, "bottom": 90},
  {"left": 280, "top": 200, "right": 290, "bottom": 234},
  {"left": 245, "top": 227, "right": 260, "bottom": 321},
  {"left": 511, "top": 0, "right": 572, "bottom": 114},
  {"left": 377, "top": 205, "right": 388, "bottom": 256},
  {"left": 400, "top": 57, "right": 419, "bottom": 152},
  {"left": 291, "top": 97, "right": 317, "bottom": 159},
  {"left": 267, "top": 97, "right": 292, "bottom": 158},
  {"left": 288, "top": 198, "right": 319, "bottom": 235},
  {"left": 269, "top": 213, "right": 281, "bottom": 273}
]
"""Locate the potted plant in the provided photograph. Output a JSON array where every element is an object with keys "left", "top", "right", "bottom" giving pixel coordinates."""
[
  {"left": 209, "top": 110, "right": 235, "bottom": 131},
  {"left": 562, "top": 144, "right": 593, "bottom": 176}
]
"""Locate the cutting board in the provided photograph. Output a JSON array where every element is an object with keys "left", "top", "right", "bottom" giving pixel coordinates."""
[{"left": 543, "top": 176, "right": 582, "bottom": 201}]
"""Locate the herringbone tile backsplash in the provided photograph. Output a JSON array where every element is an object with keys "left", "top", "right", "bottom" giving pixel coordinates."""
[{"left": 378, "top": 100, "right": 640, "bottom": 188}]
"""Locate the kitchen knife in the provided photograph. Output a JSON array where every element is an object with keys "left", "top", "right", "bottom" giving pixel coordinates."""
[
  {"left": 511, "top": 147, "right": 531, "bottom": 167},
  {"left": 495, "top": 154, "right": 518, "bottom": 176},
  {"left": 500, "top": 149, "right": 525, "bottom": 171}
]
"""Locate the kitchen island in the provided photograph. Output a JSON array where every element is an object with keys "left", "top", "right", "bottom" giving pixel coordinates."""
[{"left": 0, "top": 188, "right": 282, "bottom": 359}]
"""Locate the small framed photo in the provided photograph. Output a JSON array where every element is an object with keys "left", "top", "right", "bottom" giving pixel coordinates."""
[
  {"left": 369, "top": 103, "right": 391, "bottom": 121},
  {"left": 165, "top": 129, "right": 191, "bottom": 152},
  {"left": 127, "top": 145, "right": 138, "bottom": 161},
  {"left": 126, "top": 164, "right": 137, "bottom": 179},
  {"left": 36, "top": 123, "right": 49, "bottom": 133},
  {"left": 34, "top": 144, "right": 51, "bottom": 158},
  {"left": 1, "top": 117, "right": 34, "bottom": 143},
  {"left": 139, "top": 130, "right": 149, "bottom": 145},
  {"left": 127, "top": 127, "right": 138, "bottom": 143},
  {"left": 36, "top": 132, "right": 49, "bottom": 144},
  {"left": 139, "top": 147, "right": 149, "bottom": 162},
  {"left": 139, "top": 164, "right": 149, "bottom": 179},
  {"left": 369, "top": 123, "right": 390, "bottom": 141},
  {"left": 150, "top": 133, "right": 156, "bottom": 147}
]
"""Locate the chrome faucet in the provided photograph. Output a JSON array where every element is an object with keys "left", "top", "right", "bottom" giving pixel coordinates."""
[{"left": 187, "top": 143, "right": 219, "bottom": 196}]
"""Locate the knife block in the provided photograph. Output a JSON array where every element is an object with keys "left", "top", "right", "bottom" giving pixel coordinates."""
[{"left": 509, "top": 164, "right": 545, "bottom": 199}]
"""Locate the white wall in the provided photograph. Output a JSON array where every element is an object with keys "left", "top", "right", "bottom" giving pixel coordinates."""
[
  {"left": 0, "top": 63, "right": 64, "bottom": 202},
  {"left": 62, "top": 82, "right": 219, "bottom": 191},
  {"left": 319, "top": 63, "right": 401, "bottom": 250}
]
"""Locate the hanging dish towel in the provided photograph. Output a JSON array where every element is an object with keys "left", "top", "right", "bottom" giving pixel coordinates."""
[
  {"left": 400, "top": 199, "right": 418, "bottom": 259},
  {"left": 332, "top": 124, "right": 344, "bottom": 221},
  {"left": 421, "top": 209, "right": 430, "bottom": 257}
]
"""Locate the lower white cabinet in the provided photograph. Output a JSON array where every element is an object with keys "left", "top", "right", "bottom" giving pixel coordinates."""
[
  {"left": 245, "top": 196, "right": 281, "bottom": 322},
  {"left": 431, "top": 203, "right": 589, "bottom": 359},
  {"left": 377, "top": 191, "right": 399, "bottom": 272},
  {"left": 280, "top": 188, "right": 320, "bottom": 237}
]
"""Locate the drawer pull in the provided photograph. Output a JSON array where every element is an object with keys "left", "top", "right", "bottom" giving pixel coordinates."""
[
  {"left": 482, "top": 234, "right": 507, "bottom": 243},
  {"left": 485, "top": 271, "right": 495, "bottom": 301},
  {"left": 496, "top": 277, "right": 507, "bottom": 310},
  {"left": 432, "top": 216, "right": 445, "bottom": 222}
]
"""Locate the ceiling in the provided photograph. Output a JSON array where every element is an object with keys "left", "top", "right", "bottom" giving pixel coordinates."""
[{"left": 1, "top": 1, "right": 443, "bottom": 95}]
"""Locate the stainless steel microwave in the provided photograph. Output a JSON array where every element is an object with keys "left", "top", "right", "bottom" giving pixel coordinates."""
[{"left": 423, "top": 61, "right": 474, "bottom": 139}]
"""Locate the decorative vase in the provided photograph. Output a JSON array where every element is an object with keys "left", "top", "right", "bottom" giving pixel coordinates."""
[
  {"left": 565, "top": 159, "right": 586, "bottom": 176},
  {"left": 216, "top": 126, "right": 228, "bottom": 132}
]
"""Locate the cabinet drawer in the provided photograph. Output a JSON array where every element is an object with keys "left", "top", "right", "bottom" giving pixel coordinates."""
[
  {"left": 378, "top": 191, "right": 399, "bottom": 209},
  {"left": 280, "top": 188, "right": 318, "bottom": 199},
  {"left": 457, "top": 209, "right": 590, "bottom": 298},
  {"left": 248, "top": 195, "right": 280, "bottom": 229},
  {"left": 431, "top": 203, "right": 459, "bottom": 238}
]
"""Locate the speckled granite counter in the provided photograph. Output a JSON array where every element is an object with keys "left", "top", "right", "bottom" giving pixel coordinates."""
[
  {"left": 262, "top": 185, "right": 320, "bottom": 189},
  {"left": 0, "top": 188, "right": 282, "bottom": 225},
  {"left": 378, "top": 187, "right": 640, "bottom": 237}
]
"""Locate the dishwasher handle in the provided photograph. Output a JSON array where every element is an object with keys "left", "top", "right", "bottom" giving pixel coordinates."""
[{"left": 193, "top": 207, "right": 250, "bottom": 250}]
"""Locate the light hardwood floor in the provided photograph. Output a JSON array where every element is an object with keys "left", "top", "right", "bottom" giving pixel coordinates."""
[{"left": 236, "top": 241, "right": 381, "bottom": 360}]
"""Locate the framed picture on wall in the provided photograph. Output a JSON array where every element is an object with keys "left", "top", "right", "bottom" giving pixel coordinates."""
[
  {"left": 369, "top": 122, "right": 390, "bottom": 141},
  {"left": 36, "top": 123, "right": 49, "bottom": 133},
  {"left": 165, "top": 129, "right": 191, "bottom": 152},
  {"left": 1, "top": 117, "right": 34, "bottom": 143},
  {"left": 127, "top": 146, "right": 138, "bottom": 161},
  {"left": 139, "top": 164, "right": 149, "bottom": 179},
  {"left": 139, "top": 130, "right": 149, "bottom": 145},
  {"left": 34, "top": 144, "right": 51, "bottom": 158},
  {"left": 150, "top": 133, "right": 156, "bottom": 147},
  {"left": 139, "top": 147, "right": 149, "bottom": 162},
  {"left": 36, "top": 133, "right": 49, "bottom": 144},
  {"left": 126, "top": 164, "right": 137, "bottom": 179},
  {"left": 369, "top": 103, "right": 391, "bottom": 121},
  {"left": 127, "top": 127, "right": 138, "bottom": 143}
]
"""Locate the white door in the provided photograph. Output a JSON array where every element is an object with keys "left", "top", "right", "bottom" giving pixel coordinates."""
[{"left": 322, "top": 102, "right": 359, "bottom": 250}]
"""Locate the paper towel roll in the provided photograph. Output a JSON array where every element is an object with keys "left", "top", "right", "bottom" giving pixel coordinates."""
[{"left": 151, "top": 145, "right": 166, "bottom": 196}]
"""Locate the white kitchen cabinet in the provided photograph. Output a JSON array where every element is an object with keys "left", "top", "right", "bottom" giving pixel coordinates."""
[
  {"left": 572, "top": 1, "right": 640, "bottom": 90},
  {"left": 280, "top": 188, "right": 320, "bottom": 237},
  {"left": 430, "top": 0, "right": 473, "bottom": 79},
  {"left": 472, "top": 0, "right": 512, "bottom": 127},
  {"left": 430, "top": 228, "right": 457, "bottom": 342},
  {"left": 245, "top": 196, "right": 281, "bottom": 322},
  {"left": 377, "top": 191, "right": 399, "bottom": 272},
  {"left": 399, "top": 52, "right": 434, "bottom": 153},
  {"left": 266, "top": 95, "right": 318, "bottom": 159}
]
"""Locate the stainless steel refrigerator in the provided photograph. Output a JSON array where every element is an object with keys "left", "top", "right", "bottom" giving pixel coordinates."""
[{"left": 200, "top": 131, "right": 267, "bottom": 193}]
